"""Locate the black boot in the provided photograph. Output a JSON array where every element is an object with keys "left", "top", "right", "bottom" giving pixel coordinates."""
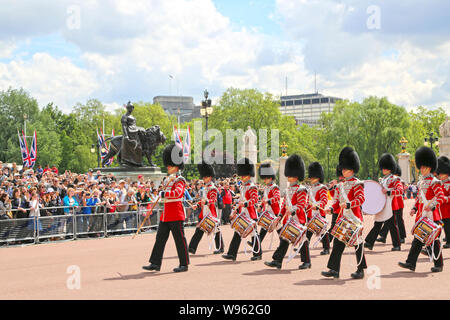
[
  {"left": 376, "top": 237, "right": 386, "bottom": 243},
  {"left": 398, "top": 261, "right": 415, "bottom": 271},
  {"left": 188, "top": 248, "right": 196, "bottom": 254},
  {"left": 320, "top": 249, "right": 330, "bottom": 255},
  {"left": 251, "top": 255, "right": 262, "bottom": 261},
  {"left": 264, "top": 260, "right": 282, "bottom": 269},
  {"left": 321, "top": 269, "right": 339, "bottom": 278},
  {"left": 142, "top": 264, "right": 160, "bottom": 271},
  {"left": 298, "top": 262, "right": 311, "bottom": 270},
  {"left": 364, "top": 242, "right": 373, "bottom": 250},
  {"left": 213, "top": 249, "right": 224, "bottom": 254},
  {"left": 391, "top": 246, "right": 401, "bottom": 252},
  {"left": 222, "top": 254, "right": 236, "bottom": 261},
  {"left": 351, "top": 269, "right": 364, "bottom": 279},
  {"left": 431, "top": 266, "right": 443, "bottom": 273},
  {"left": 173, "top": 265, "right": 188, "bottom": 273}
]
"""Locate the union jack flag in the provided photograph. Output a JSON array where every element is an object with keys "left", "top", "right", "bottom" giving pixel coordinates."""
[
  {"left": 18, "top": 130, "right": 30, "bottom": 168},
  {"left": 173, "top": 125, "right": 183, "bottom": 149},
  {"left": 104, "top": 129, "right": 115, "bottom": 166},
  {"left": 183, "top": 126, "right": 191, "bottom": 162},
  {"left": 28, "top": 131, "right": 37, "bottom": 168}
]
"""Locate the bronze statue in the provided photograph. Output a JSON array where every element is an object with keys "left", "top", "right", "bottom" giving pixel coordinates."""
[{"left": 102, "top": 102, "right": 166, "bottom": 167}]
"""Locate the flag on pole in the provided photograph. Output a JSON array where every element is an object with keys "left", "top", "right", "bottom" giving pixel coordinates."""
[
  {"left": 173, "top": 125, "right": 183, "bottom": 149},
  {"left": 18, "top": 130, "right": 30, "bottom": 168},
  {"left": 28, "top": 130, "right": 37, "bottom": 168},
  {"left": 183, "top": 126, "right": 191, "bottom": 162},
  {"left": 105, "top": 129, "right": 115, "bottom": 166}
]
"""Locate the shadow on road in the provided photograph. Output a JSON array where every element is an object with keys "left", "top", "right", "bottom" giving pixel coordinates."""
[
  {"left": 241, "top": 268, "right": 299, "bottom": 276},
  {"left": 381, "top": 271, "right": 429, "bottom": 279},
  {"left": 293, "top": 278, "right": 347, "bottom": 286},
  {"left": 103, "top": 271, "right": 173, "bottom": 281}
]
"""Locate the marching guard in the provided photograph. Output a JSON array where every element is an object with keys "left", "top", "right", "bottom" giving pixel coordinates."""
[
  {"left": 399, "top": 147, "right": 445, "bottom": 273},
  {"left": 299, "top": 162, "right": 330, "bottom": 270},
  {"left": 188, "top": 161, "right": 225, "bottom": 255},
  {"left": 327, "top": 165, "right": 344, "bottom": 242},
  {"left": 222, "top": 158, "right": 262, "bottom": 261},
  {"left": 436, "top": 156, "right": 450, "bottom": 249},
  {"left": 322, "top": 147, "right": 367, "bottom": 279},
  {"left": 264, "top": 154, "right": 308, "bottom": 270},
  {"left": 364, "top": 153, "right": 402, "bottom": 251},
  {"left": 142, "top": 144, "right": 190, "bottom": 273}
]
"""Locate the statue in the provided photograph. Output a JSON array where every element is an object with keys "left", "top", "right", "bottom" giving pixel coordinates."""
[{"left": 102, "top": 102, "right": 167, "bottom": 167}]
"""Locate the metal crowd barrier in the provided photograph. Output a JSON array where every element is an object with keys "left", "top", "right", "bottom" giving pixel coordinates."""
[{"left": 0, "top": 201, "right": 201, "bottom": 247}]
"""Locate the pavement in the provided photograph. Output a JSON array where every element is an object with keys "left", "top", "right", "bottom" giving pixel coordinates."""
[{"left": 0, "top": 199, "right": 449, "bottom": 300}]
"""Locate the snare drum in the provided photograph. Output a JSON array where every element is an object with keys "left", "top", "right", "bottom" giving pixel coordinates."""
[
  {"left": 197, "top": 214, "right": 220, "bottom": 235},
  {"left": 330, "top": 216, "right": 363, "bottom": 247},
  {"left": 231, "top": 213, "right": 256, "bottom": 238},
  {"left": 257, "top": 210, "right": 279, "bottom": 232},
  {"left": 307, "top": 213, "right": 328, "bottom": 235},
  {"left": 279, "top": 217, "right": 307, "bottom": 246},
  {"left": 412, "top": 217, "right": 442, "bottom": 247}
]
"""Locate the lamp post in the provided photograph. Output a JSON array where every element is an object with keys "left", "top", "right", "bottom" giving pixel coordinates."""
[
  {"left": 400, "top": 137, "right": 408, "bottom": 153},
  {"left": 424, "top": 132, "right": 438, "bottom": 150},
  {"left": 327, "top": 146, "right": 330, "bottom": 182},
  {"left": 91, "top": 143, "right": 102, "bottom": 168},
  {"left": 200, "top": 89, "right": 213, "bottom": 153},
  {"left": 280, "top": 142, "right": 288, "bottom": 157}
]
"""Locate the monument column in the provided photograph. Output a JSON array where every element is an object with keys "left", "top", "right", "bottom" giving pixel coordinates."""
[
  {"left": 242, "top": 126, "right": 258, "bottom": 183},
  {"left": 439, "top": 116, "right": 450, "bottom": 158},
  {"left": 398, "top": 137, "right": 411, "bottom": 184},
  {"left": 279, "top": 142, "right": 289, "bottom": 194}
]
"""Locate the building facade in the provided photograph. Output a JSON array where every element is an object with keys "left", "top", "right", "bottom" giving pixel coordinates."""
[
  {"left": 153, "top": 96, "right": 197, "bottom": 123},
  {"left": 280, "top": 93, "right": 342, "bottom": 126}
]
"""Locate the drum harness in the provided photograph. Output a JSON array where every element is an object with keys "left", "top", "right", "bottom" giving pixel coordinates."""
[
  {"left": 201, "top": 186, "right": 223, "bottom": 252},
  {"left": 284, "top": 184, "right": 308, "bottom": 263},
  {"left": 338, "top": 182, "right": 365, "bottom": 268},
  {"left": 262, "top": 184, "right": 281, "bottom": 250},
  {"left": 417, "top": 179, "right": 443, "bottom": 262},
  {"left": 238, "top": 183, "right": 261, "bottom": 256},
  {"left": 307, "top": 184, "right": 329, "bottom": 248}
]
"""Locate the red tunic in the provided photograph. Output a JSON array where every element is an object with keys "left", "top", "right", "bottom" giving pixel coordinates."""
[
  {"left": 439, "top": 178, "right": 450, "bottom": 220},
  {"left": 413, "top": 174, "right": 445, "bottom": 222},
  {"left": 331, "top": 177, "right": 365, "bottom": 221},
  {"left": 280, "top": 183, "right": 307, "bottom": 225},
  {"left": 160, "top": 175, "right": 186, "bottom": 222},
  {"left": 382, "top": 174, "right": 404, "bottom": 211},
  {"left": 198, "top": 183, "right": 218, "bottom": 220},
  {"left": 261, "top": 183, "right": 281, "bottom": 216},
  {"left": 306, "top": 183, "right": 328, "bottom": 218},
  {"left": 239, "top": 181, "right": 259, "bottom": 220}
]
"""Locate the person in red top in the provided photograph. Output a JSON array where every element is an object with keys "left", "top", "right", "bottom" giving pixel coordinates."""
[
  {"left": 188, "top": 161, "right": 224, "bottom": 255},
  {"left": 248, "top": 161, "right": 281, "bottom": 249},
  {"left": 222, "top": 158, "right": 261, "bottom": 261},
  {"left": 378, "top": 163, "right": 407, "bottom": 244},
  {"left": 143, "top": 144, "right": 189, "bottom": 273},
  {"left": 300, "top": 162, "right": 330, "bottom": 269},
  {"left": 221, "top": 183, "right": 233, "bottom": 224},
  {"left": 265, "top": 154, "right": 308, "bottom": 270},
  {"left": 327, "top": 165, "right": 344, "bottom": 242},
  {"left": 364, "top": 153, "right": 402, "bottom": 251},
  {"left": 399, "top": 147, "right": 445, "bottom": 273},
  {"left": 436, "top": 156, "right": 450, "bottom": 249},
  {"left": 322, "top": 147, "right": 367, "bottom": 279}
]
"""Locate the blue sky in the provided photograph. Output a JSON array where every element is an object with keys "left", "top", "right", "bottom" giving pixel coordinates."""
[{"left": 0, "top": 0, "right": 448, "bottom": 113}]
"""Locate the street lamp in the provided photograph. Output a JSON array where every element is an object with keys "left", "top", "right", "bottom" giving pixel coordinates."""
[
  {"left": 399, "top": 137, "right": 408, "bottom": 153},
  {"left": 327, "top": 147, "right": 330, "bottom": 182},
  {"left": 200, "top": 89, "right": 213, "bottom": 150},
  {"left": 424, "top": 132, "right": 438, "bottom": 150}
]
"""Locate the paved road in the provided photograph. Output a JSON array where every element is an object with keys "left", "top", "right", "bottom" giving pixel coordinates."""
[{"left": 0, "top": 199, "right": 448, "bottom": 300}]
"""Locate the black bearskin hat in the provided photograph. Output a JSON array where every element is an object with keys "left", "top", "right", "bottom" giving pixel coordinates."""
[
  {"left": 436, "top": 156, "right": 450, "bottom": 175},
  {"left": 258, "top": 161, "right": 276, "bottom": 180},
  {"left": 197, "top": 161, "right": 215, "bottom": 178},
  {"left": 284, "top": 154, "right": 305, "bottom": 181},
  {"left": 237, "top": 157, "right": 255, "bottom": 177},
  {"left": 336, "top": 164, "right": 343, "bottom": 178},
  {"left": 394, "top": 163, "right": 402, "bottom": 177},
  {"left": 162, "top": 143, "right": 184, "bottom": 170},
  {"left": 415, "top": 147, "right": 437, "bottom": 172},
  {"left": 308, "top": 162, "right": 324, "bottom": 183},
  {"left": 338, "top": 147, "right": 360, "bottom": 174},
  {"left": 379, "top": 153, "right": 396, "bottom": 172}
]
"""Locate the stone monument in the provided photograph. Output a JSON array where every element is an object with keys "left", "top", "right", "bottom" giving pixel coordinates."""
[
  {"left": 397, "top": 137, "right": 411, "bottom": 184},
  {"left": 241, "top": 126, "right": 258, "bottom": 182},
  {"left": 279, "top": 142, "right": 289, "bottom": 193},
  {"left": 94, "top": 101, "right": 167, "bottom": 184},
  {"left": 439, "top": 117, "right": 450, "bottom": 158}
]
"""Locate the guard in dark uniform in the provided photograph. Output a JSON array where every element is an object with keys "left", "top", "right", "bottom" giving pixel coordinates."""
[{"left": 142, "top": 144, "right": 189, "bottom": 273}]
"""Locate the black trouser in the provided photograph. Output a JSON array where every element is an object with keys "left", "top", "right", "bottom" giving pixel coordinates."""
[
  {"left": 300, "top": 231, "right": 312, "bottom": 264},
  {"left": 222, "top": 204, "right": 232, "bottom": 224},
  {"left": 365, "top": 215, "right": 401, "bottom": 248},
  {"left": 442, "top": 219, "right": 450, "bottom": 245},
  {"left": 379, "top": 209, "right": 406, "bottom": 240},
  {"left": 188, "top": 227, "right": 224, "bottom": 253},
  {"left": 149, "top": 220, "right": 189, "bottom": 267},
  {"left": 406, "top": 238, "right": 443, "bottom": 268},
  {"left": 227, "top": 219, "right": 261, "bottom": 257},
  {"left": 271, "top": 229, "right": 307, "bottom": 265},
  {"left": 327, "top": 237, "right": 367, "bottom": 273},
  {"left": 327, "top": 213, "right": 339, "bottom": 242}
]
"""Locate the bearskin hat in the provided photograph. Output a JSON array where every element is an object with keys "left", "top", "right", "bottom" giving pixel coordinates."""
[
  {"left": 237, "top": 157, "right": 255, "bottom": 177},
  {"left": 308, "top": 162, "right": 324, "bottom": 183},
  {"left": 258, "top": 161, "right": 276, "bottom": 180},
  {"left": 394, "top": 163, "right": 402, "bottom": 177},
  {"left": 379, "top": 153, "right": 396, "bottom": 172},
  {"left": 415, "top": 146, "right": 437, "bottom": 172},
  {"left": 338, "top": 147, "right": 360, "bottom": 174},
  {"left": 336, "top": 164, "right": 343, "bottom": 178},
  {"left": 284, "top": 154, "right": 305, "bottom": 181},
  {"left": 162, "top": 143, "right": 184, "bottom": 170},
  {"left": 436, "top": 156, "right": 450, "bottom": 175},
  {"left": 197, "top": 161, "right": 215, "bottom": 178}
]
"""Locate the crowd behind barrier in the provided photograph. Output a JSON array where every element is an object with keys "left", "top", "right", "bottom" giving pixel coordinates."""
[{"left": 0, "top": 161, "right": 416, "bottom": 247}]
